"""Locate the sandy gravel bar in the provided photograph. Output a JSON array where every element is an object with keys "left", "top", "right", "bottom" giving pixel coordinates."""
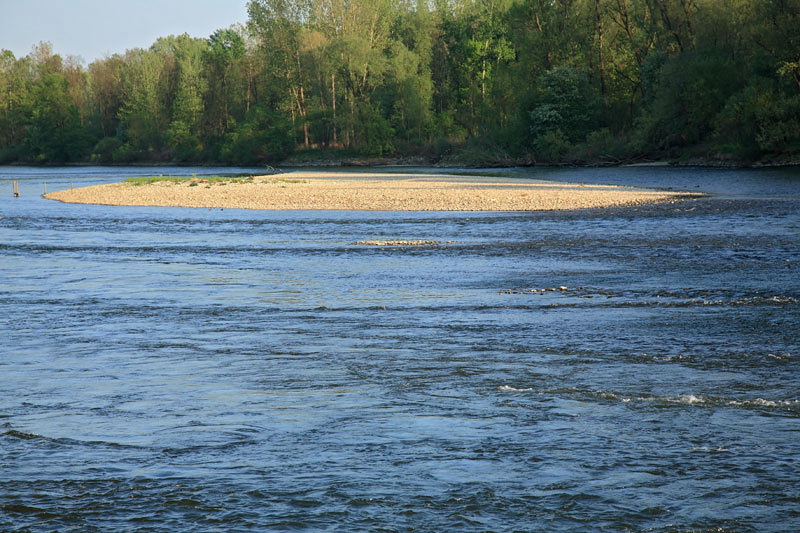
[{"left": 44, "top": 171, "right": 701, "bottom": 211}]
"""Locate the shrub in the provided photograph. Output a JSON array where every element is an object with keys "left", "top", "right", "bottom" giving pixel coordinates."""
[
  {"left": 166, "top": 121, "right": 203, "bottom": 162},
  {"left": 357, "top": 104, "right": 395, "bottom": 157},
  {"left": 0, "top": 145, "right": 20, "bottom": 164},
  {"left": 112, "top": 143, "right": 140, "bottom": 163},
  {"left": 534, "top": 129, "right": 571, "bottom": 163},
  {"left": 91, "top": 137, "right": 123, "bottom": 164},
  {"left": 220, "top": 106, "right": 294, "bottom": 165}
]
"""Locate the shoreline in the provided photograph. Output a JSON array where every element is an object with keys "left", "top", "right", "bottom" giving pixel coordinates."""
[
  {"left": 43, "top": 170, "right": 703, "bottom": 212},
  {"left": 8, "top": 152, "right": 800, "bottom": 170}
]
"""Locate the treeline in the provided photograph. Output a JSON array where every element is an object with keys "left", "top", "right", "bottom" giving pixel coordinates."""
[{"left": 1, "top": 0, "right": 799, "bottom": 166}]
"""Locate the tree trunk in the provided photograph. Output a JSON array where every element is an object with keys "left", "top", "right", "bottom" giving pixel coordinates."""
[
  {"left": 481, "top": 40, "right": 490, "bottom": 100},
  {"left": 595, "top": 0, "right": 607, "bottom": 101},
  {"left": 332, "top": 72, "right": 338, "bottom": 146}
]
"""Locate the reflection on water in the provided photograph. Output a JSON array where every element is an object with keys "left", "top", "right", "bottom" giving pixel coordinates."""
[{"left": 1, "top": 166, "right": 799, "bottom": 531}]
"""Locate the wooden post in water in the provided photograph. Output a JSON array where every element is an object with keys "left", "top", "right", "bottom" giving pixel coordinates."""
[
  {"left": 43, "top": 182, "right": 47, "bottom": 194},
  {"left": 12, "top": 181, "right": 19, "bottom": 197}
]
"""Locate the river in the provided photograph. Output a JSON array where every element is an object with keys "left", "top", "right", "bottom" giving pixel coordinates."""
[{"left": 1, "top": 165, "right": 798, "bottom": 531}]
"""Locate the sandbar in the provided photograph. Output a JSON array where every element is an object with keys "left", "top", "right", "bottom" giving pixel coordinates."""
[{"left": 44, "top": 170, "right": 701, "bottom": 211}]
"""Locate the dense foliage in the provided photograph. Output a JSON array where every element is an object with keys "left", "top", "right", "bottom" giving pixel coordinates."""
[{"left": 2, "top": 0, "right": 799, "bottom": 165}]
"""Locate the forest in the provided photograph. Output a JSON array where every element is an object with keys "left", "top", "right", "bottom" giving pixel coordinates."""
[{"left": 1, "top": 0, "right": 799, "bottom": 166}]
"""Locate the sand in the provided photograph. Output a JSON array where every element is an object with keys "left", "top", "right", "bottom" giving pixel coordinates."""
[{"left": 43, "top": 170, "right": 701, "bottom": 211}]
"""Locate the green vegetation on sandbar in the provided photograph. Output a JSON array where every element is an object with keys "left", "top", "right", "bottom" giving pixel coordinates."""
[
  {"left": 123, "top": 175, "right": 308, "bottom": 186},
  {"left": 124, "top": 175, "right": 255, "bottom": 186},
  {"left": 2, "top": 1, "right": 799, "bottom": 167}
]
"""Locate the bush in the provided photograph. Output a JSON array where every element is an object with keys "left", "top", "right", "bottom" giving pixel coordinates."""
[
  {"left": 166, "top": 121, "right": 202, "bottom": 162},
  {"left": 755, "top": 94, "right": 800, "bottom": 153},
  {"left": 714, "top": 82, "right": 800, "bottom": 159},
  {"left": 433, "top": 110, "right": 467, "bottom": 143},
  {"left": 91, "top": 137, "right": 123, "bottom": 164},
  {"left": 220, "top": 106, "right": 294, "bottom": 165},
  {"left": 530, "top": 67, "right": 599, "bottom": 145},
  {"left": 534, "top": 129, "right": 571, "bottom": 163},
  {"left": 572, "top": 128, "right": 635, "bottom": 164},
  {"left": 0, "top": 145, "right": 20, "bottom": 164},
  {"left": 357, "top": 104, "right": 395, "bottom": 157},
  {"left": 112, "top": 143, "right": 140, "bottom": 163},
  {"left": 432, "top": 137, "right": 454, "bottom": 161},
  {"left": 634, "top": 51, "right": 744, "bottom": 154}
]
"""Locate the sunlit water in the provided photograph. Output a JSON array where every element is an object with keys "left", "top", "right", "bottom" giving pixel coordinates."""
[{"left": 1, "top": 165, "right": 799, "bottom": 531}]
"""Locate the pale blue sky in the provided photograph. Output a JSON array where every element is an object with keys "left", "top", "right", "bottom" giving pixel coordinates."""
[{"left": 0, "top": 0, "right": 249, "bottom": 64}]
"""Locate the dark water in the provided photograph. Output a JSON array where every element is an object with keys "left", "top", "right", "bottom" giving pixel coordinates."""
[{"left": 1, "top": 165, "right": 799, "bottom": 532}]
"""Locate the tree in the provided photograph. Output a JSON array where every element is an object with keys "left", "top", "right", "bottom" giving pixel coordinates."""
[
  {"left": 117, "top": 48, "right": 167, "bottom": 156},
  {"left": 153, "top": 34, "right": 209, "bottom": 160},
  {"left": 204, "top": 27, "right": 247, "bottom": 137},
  {"left": 88, "top": 55, "right": 125, "bottom": 139},
  {"left": 221, "top": 104, "right": 294, "bottom": 164},
  {"left": 390, "top": 1, "right": 436, "bottom": 146},
  {"left": 529, "top": 66, "right": 599, "bottom": 160},
  {"left": 23, "top": 72, "right": 89, "bottom": 162},
  {"left": 248, "top": 0, "right": 313, "bottom": 148},
  {"left": 2, "top": 0, "right": 800, "bottom": 165},
  {"left": 0, "top": 50, "right": 31, "bottom": 161},
  {"left": 432, "top": 0, "right": 516, "bottom": 138}
]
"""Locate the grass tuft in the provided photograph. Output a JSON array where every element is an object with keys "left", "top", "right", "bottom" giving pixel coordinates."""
[
  {"left": 124, "top": 175, "right": 257, "bottom": 186},
  {"left": 123, "top": 175, "right": 307, "bottom": 187}
]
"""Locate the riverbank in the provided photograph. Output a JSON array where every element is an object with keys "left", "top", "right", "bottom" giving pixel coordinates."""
[
  {"left": 44, "top": 170, "right": 701, "bottom": 211},
  {"left": 9, "top": 150, "right": 800, "bottom": 169},
  {"left": 278, "top": 147, "right": 800, "bottom": 169}
]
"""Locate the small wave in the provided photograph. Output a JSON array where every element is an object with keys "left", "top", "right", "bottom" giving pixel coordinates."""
[
  {"left": 729, "top": 398, "right": 800, "bottom": 409},
  {"left": 664, "top": 394, "right": 705, "bottom": 405},
  {"left": 767, "top": 352, "right": 794, "bottom": 361},
  {"left": 2, "top": 429, "right": 143, "bottom": 449},
  {"left": 498, "top": 285, "right": 800, "bottom": 308},
  {"left": 690, "top": 445, "right": 731, "bottom": 453},
  {"left": 548, "top": 389, "right": 799, "bottom": 413},
  {"left": 638, "top": 393, "right": 800, "bottom": 412},
  {"left": 647, "top": 394, "right": 799, "bottom": 411},
  {"left": 497, "top": 385, "right": 533, "bottom": 392},
  {"left": 3, "top": 429, "right": 43, "bottom": 440}
]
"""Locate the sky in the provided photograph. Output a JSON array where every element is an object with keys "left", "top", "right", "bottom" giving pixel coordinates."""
[{"left": 0, "top": 0, "right": 249, "bottom": 64}]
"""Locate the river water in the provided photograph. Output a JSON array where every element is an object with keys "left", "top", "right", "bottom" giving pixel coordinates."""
[{"left": 1, "top": 165, "right": 798, "bottom": 531}]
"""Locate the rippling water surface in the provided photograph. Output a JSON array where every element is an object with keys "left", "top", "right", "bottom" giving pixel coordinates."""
[{"left": 1, "top": 165, "right": 799, "bottom": 531}]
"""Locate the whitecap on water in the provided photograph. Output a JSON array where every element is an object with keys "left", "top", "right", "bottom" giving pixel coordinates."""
[{"left": 497, "top": 385, "right": 533, "bottom": 392}]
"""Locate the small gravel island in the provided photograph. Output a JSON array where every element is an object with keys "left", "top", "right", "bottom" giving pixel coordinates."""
[{"left": 44, "top": 170, "right": 701, "bottom": 211}]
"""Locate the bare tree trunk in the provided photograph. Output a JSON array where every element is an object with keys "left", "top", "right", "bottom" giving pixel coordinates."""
[
  {"left": 299, "top": 84, "right": 309, "bottom": 148},
  {"left": 295, "top": 50, "right": 310, "bottom": 148},
  {"left": 289, "top": 87, "right": 296, "bottom": 129},
  {"left": 595, "top": 0, "right": 607, "bottom": 101},
  {"left": 332, "top": 72, "right": 338, "bottom": 146},
  {"left": 246, "top": 55, "right": 253, "bottom": 113},
  {"left": 481, "top": 40, "right": 489, "bottom": 100},
  {"left": 680, "top": 0, "right": 695, "bottom": 45},
  {"left": 657, "top": 3, "right": 683, "bottom": 52},
  {"left": 346, "top": 90, "right": 354, "bottom": 147}
]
